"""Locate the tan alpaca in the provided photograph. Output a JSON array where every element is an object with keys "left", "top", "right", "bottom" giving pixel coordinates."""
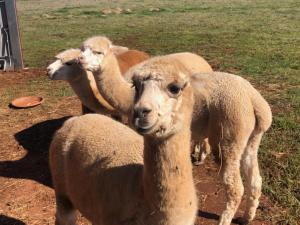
[
  {"left": 49, "top": 63, "right": 197, "bottom": 225},
  {"left": 47, "top": 47, "right": 149, "bottom": 116},
  {"left": 189, "top": 71, "right": 272, "bottom": 225},
  {"left": 130, "top": 63, "right": 272, "bottom": 224},
  {"left": 47, "top": 48, "right": 115, "bottom": 115}
]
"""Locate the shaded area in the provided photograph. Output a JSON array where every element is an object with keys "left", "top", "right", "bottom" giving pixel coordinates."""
[
  {"left": 0, "top": 215, "right": 25, "bottom": 225},
  {"left": 0, "top": 116, "right": 70, "bottom": 187},
  {"left": 198, "top": 210, "right": 245, "bottom": 225}
]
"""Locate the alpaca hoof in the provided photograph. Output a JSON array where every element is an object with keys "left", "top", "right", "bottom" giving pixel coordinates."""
[
  {"left": 192, "top": 159, "right": 204, "bottom": 166},
  {"left": 191, "top": 153, "right": 203, "bottom": 166},
  {"left": 192, "top": 152, "right": 207, "bottom": 166}
]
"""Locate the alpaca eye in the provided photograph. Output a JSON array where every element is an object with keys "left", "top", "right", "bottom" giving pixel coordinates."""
[
  {"left": 94, "top": 51, "right": 103, "bottom": 55},
  {"left": 131, "top": 79, "right": 139, "bottom": 89},
  {"left": 132, "top": 82, "right": 140, "bottom": 92},
  {"left": 131, "top": 82, "right": 136, "bottom": 88},
  {"left": 168, "top": 84, "right": 181, "bottom": 96}
]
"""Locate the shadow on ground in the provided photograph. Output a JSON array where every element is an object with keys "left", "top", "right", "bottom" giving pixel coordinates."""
[
  {"left": 0, "top": 215, "right": 25, "bottom": 225},
  {"left": 198, "top": 210, "right": 244, "bottom": 224},
  {"left": 0, "top": 116, "right": 71, "bottom": 187}
]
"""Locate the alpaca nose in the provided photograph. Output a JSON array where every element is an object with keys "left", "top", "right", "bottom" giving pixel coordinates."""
[
  {"left": 134, "top": 107, "right": 152, "bottom": 118},
  {"left": 46, "top": 67, "right": 53, "bottom": 76},
  {"left": 78, "top": 53, "right": 87, "bottom": 64}
]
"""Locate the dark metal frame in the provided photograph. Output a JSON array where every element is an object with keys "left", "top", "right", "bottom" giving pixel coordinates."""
[{"left": 0, "top": 0, "right": 23, "bottom": 70}]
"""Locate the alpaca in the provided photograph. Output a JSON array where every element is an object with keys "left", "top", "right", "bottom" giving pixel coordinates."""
[
  {"left": 79, "top": 36, "right": 272, "bottom": 224},
  {"left": 129, "top": 62, "right": 272, "bottom": 224},
  {"left": 47, "top": 47, "right": 149, "bottom": 116},
  {"left": 49, "top": 62, "right": 197, "bottom": 225},
  {"left": 47, "top": 48, "right": 115, "bottom": 115},
  {"left": 189, "top": 71, "right": 272, "bottom": 225}
]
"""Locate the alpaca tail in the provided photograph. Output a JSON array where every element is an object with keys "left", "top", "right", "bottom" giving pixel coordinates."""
[{"left": 250, "top": 86, "right": 272, "bottom": 132}]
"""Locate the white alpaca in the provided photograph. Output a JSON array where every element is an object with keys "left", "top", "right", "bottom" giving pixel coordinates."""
[
  {"left": 47, "top": 48, "right": 115, "bottom": 115},
  {"left": 47, "top": 47, "right": 150, "bottom": 117},
  {"left": 49, "top": 62, "right": 197, "bottom": 225}
]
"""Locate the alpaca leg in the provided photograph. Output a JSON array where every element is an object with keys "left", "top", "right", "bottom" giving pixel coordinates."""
[
  {"left": 192, "top": 138, "right": 210, "bottom": 165},
  {"left": 241, "top": 132, "right": 263, "bottom": 223},
  {"left": 218, "top": 155, "right": 244, "bottom": 225},
  {"left": 200, "top": 138, "right": 211, "bottom": 163},
  {"left": 55, "top": 195, "right": 76, "bottom": 225},
  {"left": 192, "top": 142, "right": 201, "bottom": 165}
]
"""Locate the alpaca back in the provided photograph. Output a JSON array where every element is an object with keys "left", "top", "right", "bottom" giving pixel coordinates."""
[
  {"left": 191, "top": 72, "right": 257, "bottom": 140},
  {"left": 117, "top": 50, "right": 150, "bottom": 74},
  {"left": 168, "top": 52, "right": 213, "bottom": 74},
  {"left": 49, "top": 114, "right": 144, "bottom": 224},
  {"left": 205, "top": 72, "right": 272, "bottom": 132}
]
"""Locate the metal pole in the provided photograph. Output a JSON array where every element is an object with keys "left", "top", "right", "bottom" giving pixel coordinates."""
[{"left": 4, "top": 0, "right": 23, "bottom": 70}]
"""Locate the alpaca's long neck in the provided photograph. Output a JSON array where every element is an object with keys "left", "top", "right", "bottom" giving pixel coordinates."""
[
  {"left": 93, "top": 53, "right": 133, "bottom": 114},
  {"left": 143, "top": 124, "right": 197, "bottom": 224},
  {"left": 69, "top": 70, "right": 110, "bottom": 114}
]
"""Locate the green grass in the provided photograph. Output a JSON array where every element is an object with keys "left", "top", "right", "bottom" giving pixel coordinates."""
[
  {"left": 14, "top": 0, "right": 300, "bottom": 223},
  {"left": 0, "top": 75, "right": 74, "bottom": 110}
]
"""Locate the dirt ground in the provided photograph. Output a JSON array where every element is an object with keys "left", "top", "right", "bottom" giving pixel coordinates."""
[{"left": 0, "top": 70, "right": 278, "bottom": 224}]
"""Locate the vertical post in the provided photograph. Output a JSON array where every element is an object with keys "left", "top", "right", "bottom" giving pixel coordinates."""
[{"left": 3, "top": 0, "right": 23, "bottom": 70}]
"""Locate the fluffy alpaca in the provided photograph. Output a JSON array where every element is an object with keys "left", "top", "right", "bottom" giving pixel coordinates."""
[
  {"left": 47, "top": 48, "right": 115, "bottom": 115},
  {"left": 129, "top": 63, "right": 272, "bottom": 224},
  {"left": 189, "top": 71, "right": 272, "bottom": 225},
  {"left": 49, "top": 62, "right": 197, "bottom": 225},
  {"left": 47, "top": 47, "right": 149, "bottom": 116}
]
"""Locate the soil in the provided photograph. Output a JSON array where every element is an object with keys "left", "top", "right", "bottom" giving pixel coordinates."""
[{"left": 0, "top": 70, "right": 277, "bottom": 225}]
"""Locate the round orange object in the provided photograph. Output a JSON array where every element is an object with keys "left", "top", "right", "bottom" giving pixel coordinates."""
[{"left": 11, "top": 96, "right": 44, "bottom": 108}]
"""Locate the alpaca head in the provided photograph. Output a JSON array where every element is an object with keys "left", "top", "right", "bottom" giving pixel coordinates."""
[
  {"left": 79, "top": 36, "right": 113, "bottom": 72},
  {"left": 47, "top": 49, "right": 83, "bottom": 81},
  {"left": 131, "top": 59, "right": 194, "bottom": 138}
]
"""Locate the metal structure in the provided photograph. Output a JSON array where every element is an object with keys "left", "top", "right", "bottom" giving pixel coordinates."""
[{"left": 0, "top": 0, "right": 23, "bottom": 70}]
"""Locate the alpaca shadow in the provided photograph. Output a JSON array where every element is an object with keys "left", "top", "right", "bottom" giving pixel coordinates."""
[
  {"left": 0, "top": 215, "right": 25, "bottom": 225},
  {"left": 0, "top": 116, "right": 71, "bottom": 187},
  {"left": 198, "top": 210, "right": 244, "bottom": 225}
]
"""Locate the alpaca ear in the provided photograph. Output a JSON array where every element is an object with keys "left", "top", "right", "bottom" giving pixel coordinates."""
[{"left": 110, "top": 45, "right": 129, "bottom": 55}]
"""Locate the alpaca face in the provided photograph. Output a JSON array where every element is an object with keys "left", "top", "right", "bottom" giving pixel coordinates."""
[
  {"left": 132, "top": 70, "right": 191, "bottom": 138},
  {"left": 80, "top": 47, "right": 105, "bottom": 72},
  {"left": 47, "top": 49, "right": 82, "bottom": 81},
  {"left": 79, "top": 36, "right": 112, "bottom": 72}
]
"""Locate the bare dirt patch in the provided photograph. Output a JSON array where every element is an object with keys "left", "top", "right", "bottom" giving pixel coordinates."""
[{"left": 0, "top": 70, "right": 279, "bottom": 224}]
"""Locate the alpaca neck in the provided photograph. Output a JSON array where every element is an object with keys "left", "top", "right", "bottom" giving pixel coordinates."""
[
  {"left": 143, "top": 124, "right": 197, "bottom": 223},
  {"left": 93, "top": 53, "right": 133, "bottom": 114},
  {"left": 69, "top": 70, "right": 109, "bottom": 114},
  {"left": 85, "top": 71, "right": 115, "bottom": 112}
]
